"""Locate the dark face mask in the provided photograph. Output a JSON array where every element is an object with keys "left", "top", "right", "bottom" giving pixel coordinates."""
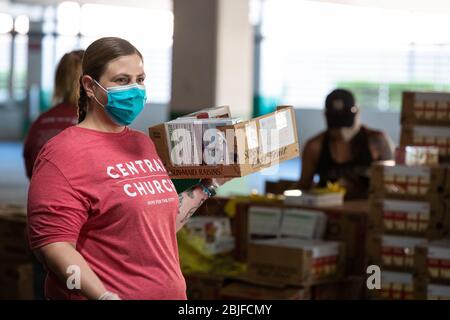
[{"left": 326, "top": 109, "right": 356, "bottom": 129}]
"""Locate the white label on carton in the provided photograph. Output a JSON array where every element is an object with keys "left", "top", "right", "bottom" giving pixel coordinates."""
[
  {"left": 245, "top": 122, "right": 259, "bottom": 150},
  {"left": 382, "top": 199, "right": 430, "bottom": 214},
  {"left": 413, "top": 126, "right": 450, "bottom": 138},
  {"left": 258, "top": 110, "right": 296, "bottom": 154},
  {"left": 384, "top": 165, "right": 430, "bottom": 178},
  {"left": 248, "top": 206, "right": 282, "bottom": 236},
  {"left": 382, "top": 235, "right": 426, "bottom": 249},
  {"left": 428, "top": 284, "right": 450, "bottom": 298},
  {"left": 280, "top": 209, "right": 325, "bottom": 239},
  {"left": 275, "top": 111, "right": 288, "bottom": 129},
  {"left": 381, "top": 271, "right": 413, "bottom": 285}
]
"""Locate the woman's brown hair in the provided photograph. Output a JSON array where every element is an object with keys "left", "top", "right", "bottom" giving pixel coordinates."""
[
  {"left": 53, "top": 49, "right": 84, "bottom": 106},
  {"left": 78, "top": 37, "right": 143, "bottom": 123}
]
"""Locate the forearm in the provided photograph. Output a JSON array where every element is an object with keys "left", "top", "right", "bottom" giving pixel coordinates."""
[
  {"left": 37, "top": 242, "right": 108, "bottom": 300},
  {"left": 176, "top": 184, "right": 208, "bottom": 231}
]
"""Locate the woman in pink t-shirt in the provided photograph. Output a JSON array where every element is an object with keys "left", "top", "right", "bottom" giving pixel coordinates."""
[{"left": 27, "top": 37, "right": 229, "bottom": 300}]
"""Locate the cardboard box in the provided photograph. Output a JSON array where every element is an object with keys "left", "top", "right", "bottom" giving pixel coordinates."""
[
  {"left": 234, "top": 200, "right": 368, "bottom": 275},
  {"left": 0, "top": 263, "right": 34, "bottom": 299},
  {"left": 0, "top": 207, "right": 31, "bottom": 263},
  {"left": 400, "top": 125, "right": 450, "bottom": 162},
  {"left": 149, "top": 106, "right": 300, "bottom": 178},
  {"left": 368, "top": 196, "right": 447, "bottom": 239},
  {"left": 367, "top": 233, "right": 426, "bottom": 272},
  {"left": 370, "top": 161, "right": 450, "bottom": 198},
  {"left": 220, "top": 281, "right": 309, "bottom": 300},
  {"left": 415, "top": 240, "right": 450, "bottom": 284},
  {"left": 279, "top": 208, "right": 327, "bottom": 240},
  {"left": 247, "top": 238, "right": 344, "bottom": 286},
  {"left": 378, "top": 271, "right": 414, "bottom": 300},
  {"left": 401, "top": 91, "right": 450, "bottom": 126},
  {"left": 395, "top": 146, "right": 439, "bottom": 166},
  {"left": 284, "top": 191, "right": 345, "bottom": 207},
  {"left": 185, "top": 272, "right": 227, "bottom": 300},
  {"left": 248, "top": 206, "right": 282, "bottom": 238},
  {"left": 427, "top": 284, "right": 450, "bottom": 300},
  {"left": 319, "top": 201, "right": 369, "bottom": 276}
]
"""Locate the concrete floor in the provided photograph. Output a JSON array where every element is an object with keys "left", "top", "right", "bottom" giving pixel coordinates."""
[{"left": 0, "top": 142, "right": 301, "bottom": 206}]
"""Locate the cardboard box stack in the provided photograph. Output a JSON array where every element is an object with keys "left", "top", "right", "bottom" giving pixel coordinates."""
[
  {"left": 414, "top": 240, "right": 450, "bottom": 300},
  {"left": 243, "top": 203, "right": 345, "bottom": 293},
  {"left": 0, "top": 205, "right": 34, "bottom": 299},
  {"left": 401, "top": 91, "right": 450, "bottom": 162},
  {"left": 368, "top": 91, "right": 450, "bottom": 300}
]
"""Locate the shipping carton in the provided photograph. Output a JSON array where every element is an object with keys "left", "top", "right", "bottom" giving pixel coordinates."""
[
  {"left": 149, "top": 106, "right": 300, "bottom": 178},
  {"left": 379, "top": 271, "right": 414, "bottom": 300},
  {"left": 368, "top": 197, "right": 447, "bottom": 239},
  {"left": 370, "top": 161, "right": 450, "bottom": 198},
  {"left": 233, "top": 200, "right": 368, "bottom": 275},
  {"left": 366, "top": 233, "right": 426, "bottom": 272},
  {"left": 247, "top": 238, "right": 344, "bottom": 286},
  {"left": 401, "top": 91, "right": 450, "bottom": 126},
  {"left": 400, "top": 125, "right": 450, "bottom": 162},
  {"left": 414, "top": 240, "right": 450, "bottom": 285}
]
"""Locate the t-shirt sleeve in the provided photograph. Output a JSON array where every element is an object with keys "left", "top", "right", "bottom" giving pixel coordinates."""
[{"left": 27, "top": 158, "right": 89, "bottom": 250}]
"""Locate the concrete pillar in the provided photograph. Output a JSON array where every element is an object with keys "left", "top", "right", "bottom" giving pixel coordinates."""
[{"left": 171, "top": 0, "right": 253, "bottom": 120}]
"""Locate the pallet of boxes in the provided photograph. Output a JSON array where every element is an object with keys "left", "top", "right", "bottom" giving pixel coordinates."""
[
  {"left": 219, "top": 200, "right": 346, "bottom": 300},
  {"left": 0, "top": 205, "right": 34, "bottom": 299},
  {"left": 149, "top": 105, "right": 306, "bottom": 299},
  {"left": 367, "top": 91, "right": 450, "bottom": 300}
]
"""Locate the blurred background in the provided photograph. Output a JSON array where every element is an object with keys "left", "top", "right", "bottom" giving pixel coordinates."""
[{"left": 4, "top": 0, "right": 450, "bottom": 204}]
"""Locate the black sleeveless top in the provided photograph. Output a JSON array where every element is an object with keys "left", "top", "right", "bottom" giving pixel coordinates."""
[{"left": 316, "top": 127, "right": 373, "bottom": 199}]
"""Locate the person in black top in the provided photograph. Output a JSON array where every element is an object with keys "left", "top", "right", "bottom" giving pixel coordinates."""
[{"left": 298, "top": 89, "right": 394, "bottom": 199}]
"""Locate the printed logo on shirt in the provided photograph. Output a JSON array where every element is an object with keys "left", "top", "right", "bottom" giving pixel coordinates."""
[{"left": 106, "top": 158, "right": 177, "bottom": 200}]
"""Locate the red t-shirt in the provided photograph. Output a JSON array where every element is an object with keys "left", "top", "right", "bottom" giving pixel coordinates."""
[
  {"left": 27, "top": 126, "right": 186, "bottom": 300},
  {"left": 23, "top": 102, "right": 78, "bottom": 179}
]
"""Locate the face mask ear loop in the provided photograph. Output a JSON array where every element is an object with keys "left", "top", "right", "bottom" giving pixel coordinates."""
[{"left": 92, "top": 79, "right": 107, "bottom": 108}]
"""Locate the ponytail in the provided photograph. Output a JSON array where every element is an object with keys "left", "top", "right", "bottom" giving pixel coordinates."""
[{"left": 78, "top": 77, "right": 88, "bottom": 123}]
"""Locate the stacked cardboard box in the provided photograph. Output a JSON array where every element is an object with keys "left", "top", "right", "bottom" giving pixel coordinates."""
[
  {"left": 242, "top": 203, "right": 346, "bottom": 289},
  {"left": 414, "top": 240, "right": 450, "bottom": 300},
  {"left": 366, "top": 91, "right": 450, "bottom": 299},
  {"left": 368, "top": 161, "right": 450, "bottom": 300},
  {"left": 0, "top": 205, "right": 34, "bottom": 299},
  {"left": 401, "top": 91, "right": 450, "bottom": 163}
]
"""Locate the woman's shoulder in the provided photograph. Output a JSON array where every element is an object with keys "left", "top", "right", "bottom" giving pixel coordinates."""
[
  {"left": 38, "top": 126, "right": 80, "bottom": 160},
  {"left": 128, "top": 128, "right": 155, "bottom": 145}
]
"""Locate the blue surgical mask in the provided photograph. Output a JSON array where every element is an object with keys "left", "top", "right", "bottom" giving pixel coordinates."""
[{"left": 93, "top": 80, "right": 147, "bottom": 126}]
